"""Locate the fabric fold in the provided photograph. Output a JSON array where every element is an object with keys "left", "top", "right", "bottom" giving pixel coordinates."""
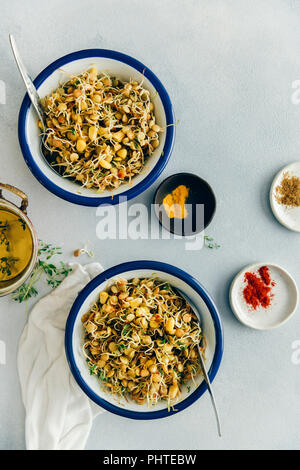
[{"left": 17, "top": 262, "right": 104, "bottom": 450}]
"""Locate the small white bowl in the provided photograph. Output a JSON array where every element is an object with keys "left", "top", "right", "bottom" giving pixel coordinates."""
[
  {"left": 270, "top": 162, "right": 300, "bottom": 232},
  {"left": 230, "top": 262, "right": 298, "bottom": 330},
  {"left": 18, "top": 49, "right": 175, "bottom": 206},
  {"left": 65, "top": 261, "right": 223, "bottom": 419}
]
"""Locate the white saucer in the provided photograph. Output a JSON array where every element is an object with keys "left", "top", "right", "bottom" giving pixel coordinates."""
[
  {"left": 270, "top": 161, "right": 300, "bottom": 232},
  {"left": 230, "top": 262, "right": 298, "bottom": 330}
]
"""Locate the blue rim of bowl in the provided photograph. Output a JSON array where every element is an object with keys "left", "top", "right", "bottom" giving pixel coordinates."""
[
  {"left": 65, "top": 260, "right": 224, "bottom": 420},
  {"left": 18, "top": 49, "right": 175, "bottom": 207}
]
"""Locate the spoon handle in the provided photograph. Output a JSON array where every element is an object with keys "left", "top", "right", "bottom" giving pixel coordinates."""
[
  {"left": 176, "top": 287, "right": 222, "bottom": 437},
  {"left": 197, "top": 344, "right": 222, "bottom": 437},
  {"left": 9, "top": 34, "right": 44, "bottom": 124}
]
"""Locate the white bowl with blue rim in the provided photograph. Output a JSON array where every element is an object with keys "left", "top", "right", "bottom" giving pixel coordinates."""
[
  {"left": 65, "top": 260, "right": 223, "bottom": 419},
  {"left": 18, "top": 49, "right": 175, "bottom": 206}
]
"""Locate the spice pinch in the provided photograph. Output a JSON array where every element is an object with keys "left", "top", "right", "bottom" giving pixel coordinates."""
[
  {"left": 270, "top": 161, "right": 300, "bottom": 232},
  {"left": 230, "top": 262, "right": 298, "bottom": 330}
]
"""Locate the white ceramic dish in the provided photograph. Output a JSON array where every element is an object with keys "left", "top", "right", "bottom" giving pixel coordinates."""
[
  {"left": 270, "top": 161, "right": 300, "bottom": 232},
  {"left": 65, "top": 261, "right": 223, "bottom": 419},
  {"left": 230, "top": 262, "right": 298, "bottom": 330},
  {"left": 18, "top": 49, "right": 175, "bottom": 206}
]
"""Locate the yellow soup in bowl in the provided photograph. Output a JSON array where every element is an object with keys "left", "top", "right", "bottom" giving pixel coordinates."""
[{"left": 0, "top": 209, "right": 33, "bottom": 281}]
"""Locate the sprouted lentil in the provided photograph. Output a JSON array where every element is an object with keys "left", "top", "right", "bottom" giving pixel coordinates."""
[{"left": 82, "top": 277, "right": 206, "bottom": 408}]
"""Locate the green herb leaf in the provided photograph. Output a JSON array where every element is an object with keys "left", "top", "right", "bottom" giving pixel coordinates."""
[
  {"left": 118, "top": 343, "right": 126, "bottom": 352},
  {"left": 89, "top": 364, "right": 97, "bottom": 375},
  {"left": 204, "top": 235, "right": 220, "bottom": 250},
  {"left": 11, "top": 240, "right": 72, "bottom": 304},
  {"left": 122, "top": 324, "right": 131, "bottom": 336}
]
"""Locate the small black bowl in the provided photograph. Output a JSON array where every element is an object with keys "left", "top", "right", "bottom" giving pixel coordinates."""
[{"left": 153, "top": 172, "right": 216, "bottom": 236}]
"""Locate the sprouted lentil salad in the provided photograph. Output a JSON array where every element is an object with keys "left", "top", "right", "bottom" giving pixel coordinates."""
[
  {"left": 39, "top": 67, "right": 163, "bottom": 192},
  {"left": 82, "top": 277, "right": 206, "bottom": 408}
]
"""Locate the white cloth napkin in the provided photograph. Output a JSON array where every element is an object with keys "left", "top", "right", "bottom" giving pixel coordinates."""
[{"left": 18, "top": 262, "right": 104, "bottom": 450}]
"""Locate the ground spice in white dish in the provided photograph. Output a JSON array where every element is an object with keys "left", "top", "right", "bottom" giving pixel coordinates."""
[
  {"left": 276, "top": 172, "right": 300, "bottom": 207},
  {"left": 243, "top": 266, "right": 275, "bottom": 310}
]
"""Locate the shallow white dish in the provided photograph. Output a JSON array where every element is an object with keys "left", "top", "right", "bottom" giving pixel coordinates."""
[
  {"left": 18, "top": 49, "right": 175, "bottom": 206},
  {"left": 65, "top": 260, "right": 223, "bottom": 419},
  {"left": 230, "top": 262, "right": 298, "bottom": 330},
  {"left": 270, "top": 161, "right": 300, "bottom": 232}
]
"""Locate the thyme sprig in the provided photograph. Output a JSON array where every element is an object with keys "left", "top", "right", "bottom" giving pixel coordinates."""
[
  {"left": 11, "top": 241, "right": 72, "bottom": 303},
  {"left": 204, "top": 235, "right": 220, "bottom": 250}
]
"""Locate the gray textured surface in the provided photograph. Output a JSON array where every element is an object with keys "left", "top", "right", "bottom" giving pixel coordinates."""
[{"left": 0, "top": 0, "right": 300, "bottom": 450}]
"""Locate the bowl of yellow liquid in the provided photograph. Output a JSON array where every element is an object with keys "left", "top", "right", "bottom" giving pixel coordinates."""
[{"left": 0, "top": 183, "right": 38, "bottom": 296}]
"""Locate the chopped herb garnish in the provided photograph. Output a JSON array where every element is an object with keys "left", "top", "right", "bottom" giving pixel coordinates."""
[
  {"left": 98, "top": 371, "right": 107, "bottom": 381},
  {"left": 162, "top": 283, "right": 172, "bottom": 291},
  {"left": 18, "top": 218, "right": 26, "bottom": 231},
  {"left": 0, "top": 221, "right": 10, "bottom": 252},
  {"left": 0, "top": 256, "right": 18, "bottom": 277},
  {"left": 89, "top": 364, "right": 97, "bottom": 375},
  {"left": 118, "top": 343, "right": 126, "bottom": 352},
  {"left": 122, "top": 324, "right": 131, "bottom": 336}
]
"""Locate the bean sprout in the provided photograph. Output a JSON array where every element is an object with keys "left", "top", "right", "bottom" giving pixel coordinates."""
[
  {"left": 40, "top": 68, "right": 162, "bottom": 192},
  {"left": 82, "top": 277, "right": 205, "bottom": 407}
]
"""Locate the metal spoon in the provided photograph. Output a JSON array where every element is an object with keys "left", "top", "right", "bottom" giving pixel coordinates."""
[
  {"left": 9, "top": 34, "right": 60, "bottom": 173},
  {"left": 177, "top": 288, "right": 222, "bottom": 437},
  {"left": 9, "top": 34, "right": 45, "bottom": 127}
]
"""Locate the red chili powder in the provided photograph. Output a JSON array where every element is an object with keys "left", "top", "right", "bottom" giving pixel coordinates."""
[
  {"left": 258, "top": 266, "right": 271, "bottom": 286},
  {"left": 243, "top": 266, "right": 274, "bottom": 310}
]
